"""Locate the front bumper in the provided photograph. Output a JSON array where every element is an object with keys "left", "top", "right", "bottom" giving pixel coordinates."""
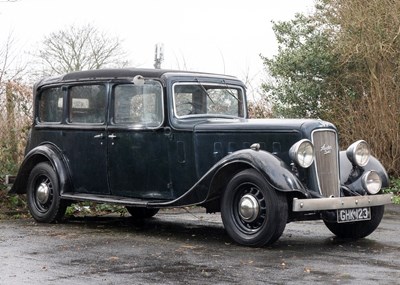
[{"left": 292, "top": 193, "right": 393, "bottom": 212}]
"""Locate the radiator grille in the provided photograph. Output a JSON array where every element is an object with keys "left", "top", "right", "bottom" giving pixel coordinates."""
[{"left": 312, "top": 130, "right": 340, "bottom": 197}]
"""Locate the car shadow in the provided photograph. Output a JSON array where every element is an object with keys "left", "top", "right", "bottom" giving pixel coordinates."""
[
  {"left": 60, "top": 213, "right": 391, "bottom": 251},
  {"left": 63, "top": 213, "right": 231, "bottom": 246}
]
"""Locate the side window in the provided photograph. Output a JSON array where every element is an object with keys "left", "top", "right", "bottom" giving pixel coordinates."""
[
  {"left": 173, "top": 84, "right": 244, "bottom": 118},
  {"left": 113, "top": 81, "right": 163, "bottom": 127},
  {"left": 69, "top": 85, "right": 106, "bottom": 124},
  {"left": 38, "top": 87, "right": 63, "bottom": 123},
  {"left": 174, "top": 85, "right": 206, "bottom": 116}
]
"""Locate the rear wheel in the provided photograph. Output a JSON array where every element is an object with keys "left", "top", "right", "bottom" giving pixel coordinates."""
[
  {"left": 221, "top": 169, "right": 288, "bottom": 247},
  {"left": 27, "top": 162, "right": 67, "bottom": 223},
  {"left": 323, "top": 205, "right": 384, "bottom": 239},
  {"left": 126, "top": 207, "right": 159, "bottom": 219}
]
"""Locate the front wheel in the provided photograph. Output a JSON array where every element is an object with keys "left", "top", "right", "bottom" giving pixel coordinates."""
[
  {"left": 27, "top": 162, "right": 67, "bottom": 223},
  {"left": 323, "top": 205, "right": 384, "bottom": 239},
  {"left": 221, "top": 169, "right": 288, "bottom": 247}
]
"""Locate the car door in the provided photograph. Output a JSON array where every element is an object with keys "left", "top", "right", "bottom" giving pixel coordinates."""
[
  {"left": 62, "top": 84, "right": 109, "bottom": 195},
  {"left": 107, "top": 81, "right": 172, "bottom": 199}
]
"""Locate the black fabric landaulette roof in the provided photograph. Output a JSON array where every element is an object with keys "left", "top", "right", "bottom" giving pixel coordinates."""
[
  {"left": 36, "top": 68, "right": 239, "bottom": 88},
  {"left": 61, "top": 68, "right": 172, "bottom": 81}
]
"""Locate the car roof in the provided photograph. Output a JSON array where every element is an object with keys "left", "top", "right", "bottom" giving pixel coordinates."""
[{"left": 36, "top": 68, "right": 239, "bottom": 88}]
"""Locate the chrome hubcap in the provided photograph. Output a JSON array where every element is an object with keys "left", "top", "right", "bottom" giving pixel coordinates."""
[
  {"left": 36, "top": 182, "right": 50, "bottom": 204},
  {"left": 239, "top": 194, "right": 260, "bottom": 223}
]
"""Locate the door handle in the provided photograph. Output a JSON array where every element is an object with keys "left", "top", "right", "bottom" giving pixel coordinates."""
[
  {"left": 93, "top": 133, "right": 104, "bottom": 139},
  {"left": 108, "top": 134, "right": 117, "bottom": 139}
]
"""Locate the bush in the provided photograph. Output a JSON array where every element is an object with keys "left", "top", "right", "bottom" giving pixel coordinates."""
[
  {"left": 247, "top": 98, "right": 273, "bottom": 119},
  {"left": 0, "top": 81, "right": 32, "bottom": 217},
  {"left": 0, "top": 81, "right": 31, "bottom": 172},
  {"left": 323, "top": 0, "right": 400, "bottom": 177},
  {"left": 385, "top": 178, "right": 400, "bottom": 205}
]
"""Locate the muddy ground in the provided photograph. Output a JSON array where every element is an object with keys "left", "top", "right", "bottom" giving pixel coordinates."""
[{"left": 0, "top": 205, "right": 399, "bottom": 285}]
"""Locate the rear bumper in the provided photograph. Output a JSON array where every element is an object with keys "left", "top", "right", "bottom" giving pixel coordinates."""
[{"left": 292, "top": 193, "right": 393, "bottom": 212}]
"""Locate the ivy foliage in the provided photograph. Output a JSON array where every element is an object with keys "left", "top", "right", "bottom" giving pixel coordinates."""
[{"left": 261, "top": 10, "right": 340, "bottom": 118}]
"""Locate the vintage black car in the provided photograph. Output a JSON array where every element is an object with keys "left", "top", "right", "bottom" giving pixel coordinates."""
[{"left": 8, "top": 68, "right": 393, "bottom": 246}]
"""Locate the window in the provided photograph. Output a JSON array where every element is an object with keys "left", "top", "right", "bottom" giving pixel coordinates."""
[
  {"left": 69, "top": 85, "right": 106, "bottom": 124},
  {"left": 173, "top": 83, "right": 245, "bottom": 118},
  {"left": 113, "top": 81, "right": 163, "bottom": 127},
  {"left": 38, "top": 87, "right": 63, "bottom": 123}
]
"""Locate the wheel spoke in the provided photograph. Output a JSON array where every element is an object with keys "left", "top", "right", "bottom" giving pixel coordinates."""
[{"left": 233, "top": 182, "right": 269, "bottom": 233}]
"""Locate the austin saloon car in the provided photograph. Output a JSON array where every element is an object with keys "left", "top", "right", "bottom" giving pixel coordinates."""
[{"left": 7, "top": 68, "right": 393, "bottom": 246}]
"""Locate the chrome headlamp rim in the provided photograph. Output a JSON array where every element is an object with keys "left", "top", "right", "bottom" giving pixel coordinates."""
[
  {"left": 289, "top": 139, "right": 315, "bottom": 168},
  {"left": 361, "top": 170, "right": 382, "bottom": 195},
  {"left": 346, "top": 140, "right": 370, "bottom": 167}
]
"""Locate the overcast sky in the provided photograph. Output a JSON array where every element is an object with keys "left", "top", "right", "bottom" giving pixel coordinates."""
[{"left": 0, "top": 0, "right": 314, "bottom": 93}]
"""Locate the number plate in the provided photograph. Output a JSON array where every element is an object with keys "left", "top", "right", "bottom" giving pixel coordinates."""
[{"left": 337, "top": 207, "right": 371, "bottom": 223}]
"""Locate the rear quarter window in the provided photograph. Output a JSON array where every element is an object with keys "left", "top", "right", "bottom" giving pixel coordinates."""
[{"left": 38, "top": 87, "right": 63, "bottom": 123}]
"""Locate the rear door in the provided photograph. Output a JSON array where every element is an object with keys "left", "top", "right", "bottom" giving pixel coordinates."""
[{"left": 62, "top": 84, "right": 109, "bottom": 194}]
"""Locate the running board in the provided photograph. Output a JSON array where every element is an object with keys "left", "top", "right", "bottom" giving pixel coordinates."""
[{"left": 61, "top": 193, "right": 167, "bottom": 207}]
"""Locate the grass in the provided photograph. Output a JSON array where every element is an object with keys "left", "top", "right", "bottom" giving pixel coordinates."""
[
  {"left": 0, "top": 186, "right": 29, "bottom": 219},
  {"left": 65, "top": 202, "right": 127, "bottom": 217},
  {"left": 386, "top": 178, "right": 400, "bottom": 205}
]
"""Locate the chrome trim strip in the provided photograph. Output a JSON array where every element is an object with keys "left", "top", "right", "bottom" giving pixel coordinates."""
[{"left": 292, "top": 193, "right": 393, "bottom": 212}]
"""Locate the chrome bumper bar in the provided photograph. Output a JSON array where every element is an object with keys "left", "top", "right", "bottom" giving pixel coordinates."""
[{"left": 292, "top": 193, "right": 394, "bottom": 212}]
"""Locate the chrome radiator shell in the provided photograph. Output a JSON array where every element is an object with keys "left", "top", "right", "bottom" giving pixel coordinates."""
[{"left": 311, "top": 129, "right": 340, "bottom": 197}]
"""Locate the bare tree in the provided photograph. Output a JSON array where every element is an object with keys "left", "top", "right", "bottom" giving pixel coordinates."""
[
  {"left": 0, "top": 33, "right": 25, "bottom": 87},
  {"left": 38, "top": 24, "right": 129, "bottom": 75}
]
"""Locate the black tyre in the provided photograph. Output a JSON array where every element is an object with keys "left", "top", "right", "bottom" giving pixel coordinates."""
[
  {"left": 27, "top": 162, "right": 67, "bottom": 223},
  {"left": 323, "top": 205, "right": 384, "bottom": 239},
  {"left": 126, "top": 207, "right": 159, "bottom": 219},
  {"left": 221, "top": 169, "right": 288, "bottom": 247}
]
